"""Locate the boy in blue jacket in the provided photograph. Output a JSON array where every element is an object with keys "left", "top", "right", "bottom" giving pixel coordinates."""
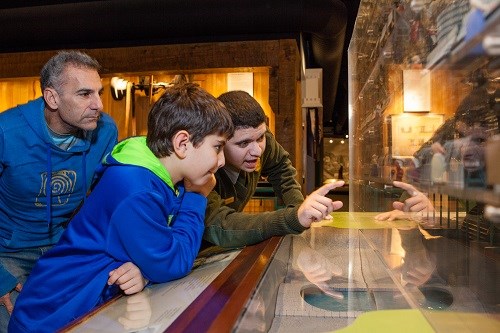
[{"left": 9, "top": 82, "right": 233, "bottom": 333}]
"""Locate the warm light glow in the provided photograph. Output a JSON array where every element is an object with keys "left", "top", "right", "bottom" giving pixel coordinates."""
[
  {"left": 111, "top": 77, "right": 128, "bottom": 93},
  {"left": 110, "top": 77, "right": 128, "bottom": 100},
  {"left": 329, "top": 139, "right": 333, "bottom": 143},
  {"left": 404, "top": 91, "right": 427, "bottom": 111},
  {"left": 403, "top": 69, "right": 431, "bottom": 112},
  {"left": 340, "top": 140, "right": 345, "bottom": 144}
]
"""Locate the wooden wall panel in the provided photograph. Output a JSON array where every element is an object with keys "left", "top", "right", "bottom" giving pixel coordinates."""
[
  {"left": 0, "top": 40, "right": 303, "bottom": 187},
  {"left": 430, "top": 69, "right": 470, "bottom": 120},
  {"left": 0, "top": 79, "right": 40, "bottom": 113},
  {"left": 253, "top": 71, "right": 273, "bottom": 133},
  {"left": 275, "top": 40, "right": 301, "bottom": 170}
]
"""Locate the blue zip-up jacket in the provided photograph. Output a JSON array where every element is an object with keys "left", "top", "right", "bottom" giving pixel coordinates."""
[
  {"left": 0, "top": 97, "right": 117, "bottom": 295},
  {"left": 9, "top": 137, "right": 207, "bottom": 333}
]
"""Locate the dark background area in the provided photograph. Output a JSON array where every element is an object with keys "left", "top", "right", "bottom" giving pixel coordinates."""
[{"left": 0, "top": 0, "right": 360, "bottom": 136}]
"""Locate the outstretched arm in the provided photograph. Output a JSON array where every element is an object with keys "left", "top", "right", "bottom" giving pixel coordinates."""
[{"left": 204, "top": 180, "right": 345, "bottom": 247}]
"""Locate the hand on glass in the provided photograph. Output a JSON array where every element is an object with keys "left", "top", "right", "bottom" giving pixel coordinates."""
[
  {"left": 0, "top": 283, "right": 22, "bottom": 314},
  {"left": 118, "top": 289, "right": 152, "bottom": 330},
  {"left": 108, "top": 262, "right": 148, "bottom": 295},
  {"left": 298, "top": 181, "right": 344, "bottom": 227}
]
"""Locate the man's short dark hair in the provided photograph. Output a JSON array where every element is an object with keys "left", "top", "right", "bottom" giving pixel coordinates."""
[
  {"left": 218, "top": 90, "right": 267, "bottom": 129},
  {"left": 40, "top": 50, "right": 101, "bottom": 92}
]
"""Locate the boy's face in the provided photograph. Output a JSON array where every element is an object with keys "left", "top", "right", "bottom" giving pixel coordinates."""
[
  {"left": 224, "top": 122, "right": 266, "bottom": 173},
  {"left": 185, "top": 134, "right": 227, "bottom": 186}
]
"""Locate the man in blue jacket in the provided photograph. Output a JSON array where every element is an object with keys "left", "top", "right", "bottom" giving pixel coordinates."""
[{"left": 0, "top": 50, "right": 145, "bottom": 331}]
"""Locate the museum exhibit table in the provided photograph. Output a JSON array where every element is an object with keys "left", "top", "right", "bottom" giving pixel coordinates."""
[{"left": 62, "top": 212, "right": 499, "bottom": 332}]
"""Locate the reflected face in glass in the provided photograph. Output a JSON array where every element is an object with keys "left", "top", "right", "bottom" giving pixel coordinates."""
[
  {"left": 461, "top": 131, "right": 487, "bottom": 171},
  {"left": 223, "top": 122, "right": 267, "bottom": 173},
  {"left": 455, "top": 123, "right": 488, "bottom": 172}
]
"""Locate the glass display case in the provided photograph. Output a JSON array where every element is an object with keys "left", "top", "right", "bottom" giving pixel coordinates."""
[
  {"left": 340, "top": 0, "right": 500, "bottom": 331},
  {"left": 349, "top": 0, "right": 500, "bottom": 218},
  {"left": 349, "top": 0, "right": 500, "bottom": 242},
  {"left": 238, "top": 222, "right": 499, "bottom": 332}
]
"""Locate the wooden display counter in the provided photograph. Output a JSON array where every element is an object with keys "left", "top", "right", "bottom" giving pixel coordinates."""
[
  {"left": 62, "top": 237, "right": 282, "bottom": 332},
  {"left": 63, "top": 212, "right": 499, "bottom": 332}
]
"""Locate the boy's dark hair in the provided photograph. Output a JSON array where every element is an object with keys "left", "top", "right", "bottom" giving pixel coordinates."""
[
  {"left": 40, "top": 50, "right": 101, "bottom": 92},
  {"left": 147, "top": 82, "right": 233, "bottom": 157},
  {"left": 217, "top": 90, "right": 267, "bottom": 129}
]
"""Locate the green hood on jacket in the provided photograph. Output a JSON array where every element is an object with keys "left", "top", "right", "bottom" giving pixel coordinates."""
[{"left": 103, "top": 136, "right": 175, "bottom": 191}]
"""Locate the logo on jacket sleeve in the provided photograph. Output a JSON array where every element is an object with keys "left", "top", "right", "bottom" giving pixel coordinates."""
[{"left": 35, "top": 170, "right": 77, "bottom": 206}]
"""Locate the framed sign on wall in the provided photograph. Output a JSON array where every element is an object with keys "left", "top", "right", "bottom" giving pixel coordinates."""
[{"left": 390, "top": 113, "right": 444, "bottom": 157}]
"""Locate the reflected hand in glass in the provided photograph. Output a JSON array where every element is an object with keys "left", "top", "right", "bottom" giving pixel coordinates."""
[
  {"left": 296, "top": 247, "right": 343, "bottom": 299},
  {"left": 375, "top": 181, "right": 434, "bottom": 222},
  {"left": 401, "top": 250, "right": 436, "bottom": 287},
  {"left": 118, "top": 289, "right": 152, "bottom": 331},
  {"left": 398, "top": 229, "right": 437, "bottom": 288}
]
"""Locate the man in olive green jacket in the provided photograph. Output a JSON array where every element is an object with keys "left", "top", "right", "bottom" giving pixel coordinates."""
[{"left": 202, "top": 91, "right": 345, "bottom": 248}]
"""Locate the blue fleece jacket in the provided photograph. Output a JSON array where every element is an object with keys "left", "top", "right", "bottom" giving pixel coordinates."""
[
  {"left": 9, "top": 137, "right": 207, "bottom": 333},
  {"left": 0, "top": 97, "right": 117, "bottom": 295}
]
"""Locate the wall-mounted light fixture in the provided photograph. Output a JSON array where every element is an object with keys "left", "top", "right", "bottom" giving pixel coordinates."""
[
  {"left": 109, "top": 75, "right": 187, "bottom": 101},
  {"left": 109, "top": 75, "right": 187, "bottom": 136},
  {"left": 110, "top": 77, "right": 128, "bottom": 100}
]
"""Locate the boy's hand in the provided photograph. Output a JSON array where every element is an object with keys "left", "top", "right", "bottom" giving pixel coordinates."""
[
  {"left": 108, "top": 262, "right": 148, "bottom": 295},
  {"left": 184, "top": 174, "right": 216, "bottom": 197},
  {"left": 298, "top": 181, "right": 344, "bottom": 228},
  {"left": 0, "top": 283, "right": 22, "bottom": 314}
]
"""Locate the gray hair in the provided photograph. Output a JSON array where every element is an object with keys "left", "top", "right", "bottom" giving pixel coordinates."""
[{"left": 40, "top": 50, "right": 101, "bottom": 92}]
